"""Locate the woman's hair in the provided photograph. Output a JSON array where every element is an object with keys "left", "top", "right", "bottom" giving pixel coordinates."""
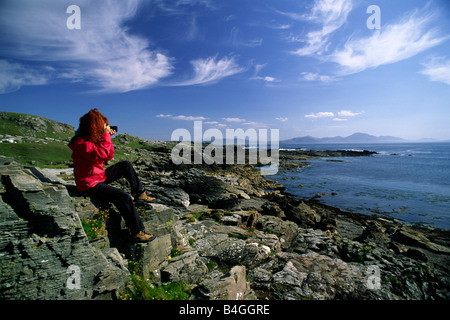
[{"left": 70, "top": 108, "right": 108, "bottom": 144}]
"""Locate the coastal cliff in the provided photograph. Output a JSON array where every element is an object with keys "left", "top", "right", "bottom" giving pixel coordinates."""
[{"left": 1, "top": 134, "right": 449, "bottom": 299}]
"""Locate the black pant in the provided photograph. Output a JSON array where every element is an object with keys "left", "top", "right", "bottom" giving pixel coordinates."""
[{"left": 85, "top": 160, "right": 145, "bottom": 234}]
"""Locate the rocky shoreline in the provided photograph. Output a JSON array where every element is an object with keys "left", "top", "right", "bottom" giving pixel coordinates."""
[
  {"left": 277, "top": 148, "right": 378, "bottom": 170},
  {"left": 1, "top": 141, "right": 449, "bottom": 300}
]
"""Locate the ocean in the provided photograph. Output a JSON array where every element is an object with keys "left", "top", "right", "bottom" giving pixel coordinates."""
[{"left": 273, "top": 142, "right": 450, "bottom": 230}]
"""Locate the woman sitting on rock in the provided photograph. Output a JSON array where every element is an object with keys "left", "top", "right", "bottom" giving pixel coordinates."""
[{"left": 68, "top": 108, "right": 155, "bottom": 243}]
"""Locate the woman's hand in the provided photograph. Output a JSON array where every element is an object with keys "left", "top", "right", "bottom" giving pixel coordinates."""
[{"left": 104, "top": 123, "right": 116, "bottom": 135}]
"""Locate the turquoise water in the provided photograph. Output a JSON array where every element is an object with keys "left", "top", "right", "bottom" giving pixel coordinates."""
[{"left": 274, "top": 143, "right": 450, "bottom": 229}]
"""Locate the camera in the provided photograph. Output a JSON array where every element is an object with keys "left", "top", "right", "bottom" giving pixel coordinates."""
[{"left": 110, "top": 125, "right": 118, "bottom": 133}]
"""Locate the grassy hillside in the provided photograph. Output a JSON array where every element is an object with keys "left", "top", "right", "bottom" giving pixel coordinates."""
[
  {"left": 0, "top": 111, "right": 74, "bottom": 139},
  {"left": 0, "top": 111, "right": 75, "bottom": 167},
  {"left": 0, "top": 142, "right": 73, "bottom": 167},
  {"left": 0, "top": 111, "right": 172, "bottom": 168}
]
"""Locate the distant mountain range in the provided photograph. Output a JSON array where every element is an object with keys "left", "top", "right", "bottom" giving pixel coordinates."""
[{"left": 281, "top": 133, "right": 414, "bottom": 144}]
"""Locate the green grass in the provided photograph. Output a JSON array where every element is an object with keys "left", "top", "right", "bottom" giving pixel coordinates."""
[
  {"left": 0, "top": 111, "right": 73, "bottom": 140},
  {"left": 170, "top": 246, "right": 184, "bottom": 258},
  {"left": 0, "top": 111, "right": 74, "bottom": 167},
  {"left": 81, "top": 209, "right": 110, "bottom": 241},
  {"left": 228, "top": 232, "right": 251, "bottom": 240},
  {"left": 0, "top": 141, "right": 72, "bottom": 167},
  {"left": 120, "top": 275, "right": 192, "bottom": 300}
]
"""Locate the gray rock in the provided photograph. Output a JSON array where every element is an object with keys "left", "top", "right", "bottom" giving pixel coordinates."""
[
  {"left": 255, "top": 215, "right": 299, "bottom": 249},
  {"left": 357, "top": 220, "right": 390, "bottom": 246},
  {"left": 393, "top": 226, "right": 450, "bottom": 254},
  {"left": 0, "top": 157, "right": 129, "bottom": 300},
  {"left": 132, "top": 234, "right": 172, "bottom": 279},
  {"left": 251, "top": 230, "right": 282, "bottom": 253},
  {"left": 241, "top": 242, "right": 271, "bottom": 267},
  {"left": 291, "top": 202, "right": 320, "bottom": 227},
  {"left": 203, "top": 237, "right": 246, "bottom": 265},
  {"left": 271, "top": 252, "right": 366, "bottom": 300},
  {"left": 248, "top": 267, "right": 273, "bottom": 293},
  {"left": 163, "top": 187, "right": 190, "bottom": 208},
  {"left": 261, "top": 201, "right": 285, "bottom": 218},
  {"left": 161, "top": 250, "right": 208, "bottom": 284},
  {"left": 142, "top": 207, "right": 178, "bottom": 239},
  {"left": 291, "top": 228, "right": 336, "bottom": 256},
  {"left": 183, "top": 168, "right": 242, "bottom": 210},
  {"left": 194, "top": 266, "right": 256, "bottom": 300}
]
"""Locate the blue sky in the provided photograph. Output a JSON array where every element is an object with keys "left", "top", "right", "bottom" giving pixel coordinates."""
[{"left": 1, "top": 0, "right": 450, "bottom": 141}]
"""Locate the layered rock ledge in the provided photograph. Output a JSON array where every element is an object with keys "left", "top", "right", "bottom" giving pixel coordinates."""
[{"left": 1, "top": 149, "right": 449, "bottom": 300}]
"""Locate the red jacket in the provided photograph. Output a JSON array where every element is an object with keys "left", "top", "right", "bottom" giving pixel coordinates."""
[{"left": 69, "top": 132, "right": 114, "bottom": 192}]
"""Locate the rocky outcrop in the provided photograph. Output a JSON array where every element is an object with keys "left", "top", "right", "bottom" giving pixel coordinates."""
[
  {"left": 0, "top": 112, "right": 74, "bottom": 138},
  {"left": 278, "top": 149, "right": 377, "bottom": 170},
  {"left": 193, "top": 266, "right": 256, "bottom": 300},
  {"left": 0, "top": 156, "right": 128, "bottom": 299},
  {"left": 1, "top": 144, "right": 449, "bottom": 300},
  {"left": 118, "top": 156, "right": 450, "bottom": 300}
]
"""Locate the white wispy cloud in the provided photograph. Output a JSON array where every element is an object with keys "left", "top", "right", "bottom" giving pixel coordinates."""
[
  {"left": 251, "top": 76, "right": 278, "bottom": 83},
  {"left": 205, "top": 121, "right": 227, "bottom": 127},
  {"left": 276, "top": 117, "right": 288, "bottom": 122},
  {"left": 420, "top": 56, "right": 450, "bottom": 85},
  {"left": 242, "top": 121, "right": 269, "bottom": 128},
  {"left": 173, "top": 55, "right": 245, "bottom": 86},
  {"left": 301, "top": 72, "right": 338, "bottom": 83},
  {"left": 263, "top": 76, "right": 277, "bottom": 82},
  {"left": 250, "top": 63, "right": 277, "bottom": 83},
  {"left": 287, "top": 0, "right": 352, "bottom": 56},
  {"left": 0, "top": 60, "right": 53, "bottom": 94},
  {"left": 1, "top": 1, "right": 250, "bottom": 92},
  {"left": 223, "top": 117, "right": 246, "bottom": 122},
  {"left": 270, "top": 23, "right": 292, "bottom": 30},
  {"left": 254, "top": 64, "right": 267, "bottom": 75},
  {"left": 150, "top": 0, "right": 216, "bottom": 14},
  {"left": 230, "top": 27, "right": 263, "bottom": 48},
  {"left": 305, "top": 110, "right": 363, "bottom": 121},
  {"left": 338, "top": 110, "right": 364, "bottom": 117},
  {"left": 156, "top": 114, "right": 173, "bottom": 118},
  {"left": 156, "top": 114, "right": 266, "bottom": 129},
  {"left": 284, "top": 2, "right": 446, "bottom": 80},
  {"left": 172, "top": 115, "right": 207, "bottom": 121},
  {"left": 156, "top": 114, "right": 206, "bottom": 120},
  {"left": 305, "top": 112, "right": 334, "bottom": 118},
  {"left": 91, "top": 52, "right": 173, "bottom": 93},
  {"left": 0, "top": 0, "right": 173, "bottom": 93},
  {"left": 331, "top": 9, "right": 446, "bottom": 75}
]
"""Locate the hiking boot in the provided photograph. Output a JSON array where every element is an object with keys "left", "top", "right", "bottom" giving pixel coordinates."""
[
  {"left": 135, "top": 191, "right": 155, "bottom": 203},
  {"left": 133, "top": 231, "right": 156, "bottom": 243}
]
